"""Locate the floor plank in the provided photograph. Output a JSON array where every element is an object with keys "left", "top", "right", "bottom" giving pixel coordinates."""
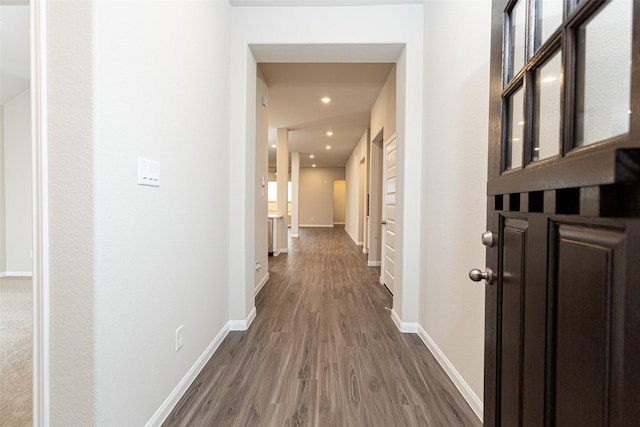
[{"left": 163, "top": 227, "right": 481, "bottom": 427}]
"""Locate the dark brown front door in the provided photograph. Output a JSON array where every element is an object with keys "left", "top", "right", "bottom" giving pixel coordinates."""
[{"left": 483, "top": 1, "right": 640, "bottom": 426}]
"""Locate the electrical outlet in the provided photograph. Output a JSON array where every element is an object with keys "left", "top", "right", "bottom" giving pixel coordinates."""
[
  {"left": 255, "top": 261, "right": 262, "bottom": 271},
  {"left": 175, "top": 325, "right": 184, "bottom": 352}
]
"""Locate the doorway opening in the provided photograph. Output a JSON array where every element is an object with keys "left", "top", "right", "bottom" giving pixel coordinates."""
[
  {"left": 251, "top": 57, "right": 400, "bottom": 327},
  {"left": 0, "top": 3, "right": 34, "bottom": 425}
]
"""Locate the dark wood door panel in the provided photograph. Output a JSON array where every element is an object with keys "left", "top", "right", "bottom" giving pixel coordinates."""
[
  {"left": 551, "top": 224, "right": 626, "bottom": 427},
  {"left": 500, "top": 218, "right": 528, "bottom": 426}
]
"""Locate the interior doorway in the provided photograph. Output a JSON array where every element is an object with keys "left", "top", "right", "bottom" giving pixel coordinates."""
[
  {"left": 0, "top": 3, "right": 33, "bottom": 425},
  {"left": 240, "top": 40, "right": 418, "bottom": 340},
  {"left": 333, "top": 179, "right": 346, "bottom": 227}
]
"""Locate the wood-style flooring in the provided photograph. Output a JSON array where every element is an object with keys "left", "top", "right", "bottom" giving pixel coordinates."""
[{"left": 163, "top": 227, "right": 481, "bottom": 427}]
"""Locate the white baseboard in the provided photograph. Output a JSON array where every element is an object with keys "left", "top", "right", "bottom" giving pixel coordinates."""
[
  {"left": 291, "top": 234, "right": 299, "bottom": 238},
  {"left": 390, "top": 309, "right": 418, "bottom": 333},
  {"left": 333, "top": 222, "right": 345, "bottom": 225},
  {"left": 417, "top": 325, "right": 484, "bottom": 422},
  {"left": 0, "top": 271, "right": 33, "bottom": 278},
  {"left": 255, "top": 272, "right": 269, "bottom": 296},
  {"left": 280, "top": 248, "right": 288, "bottom": 254},
  {"left": 363, "top": 248, "right": 369, "bottom": 254},
  {"left": 368, "top": 261, "right": 381, "bottom": 267},
  {"left": 299, "top": 224, "right": 334, "bottom": 228},
  {"left": 229, "top": 306, "right": 257, "bottom": 331},
  {"left": 145, "top": 322, "right": 231, "bottom": 427}
]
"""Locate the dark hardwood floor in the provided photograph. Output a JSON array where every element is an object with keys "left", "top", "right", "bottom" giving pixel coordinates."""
[{"left": 163, "top": 227, "right": 481, "bottom": 427}]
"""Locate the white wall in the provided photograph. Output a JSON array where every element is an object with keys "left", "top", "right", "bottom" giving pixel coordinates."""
[
  {"left": 371, "top": 65, "right": 396, "bottom": 141},
  {"left": 299, "top": 167, "right": 345, "bottom": 226},
  {"left": 3, "top": 89, "right": 32, "bottom": 275},
  {"left": 367, "top": 68, "right": 396, "bottom": 265},
  {"left": 419, "top": 0, "right": 491, "bottom": 416},
  {"left": 255, "top": 76, "right": 270, "bottom": 291},
  {"left": 47, "top": 1, "right": 232, "bottom": 424},
  {"left": 345, "top": 130, "right": 367, "bottom": 244}
]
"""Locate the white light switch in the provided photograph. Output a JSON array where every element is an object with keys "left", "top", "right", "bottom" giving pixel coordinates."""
[{"left": 138, "top": 157, "right": 160, "bottom": 187}]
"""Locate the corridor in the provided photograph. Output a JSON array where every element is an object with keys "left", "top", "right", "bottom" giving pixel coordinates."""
[{"left": 163, "top": 227, "right": 480, "bottom": 426}]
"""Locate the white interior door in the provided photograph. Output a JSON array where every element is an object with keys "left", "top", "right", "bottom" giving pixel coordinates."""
[{"left": 380, "top": 135, "right": 396, "bottom": 294}]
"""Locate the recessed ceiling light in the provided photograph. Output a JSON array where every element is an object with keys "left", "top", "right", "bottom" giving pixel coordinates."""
[
  {"left": 271, "top": 144, "right": 276, "bottom": 148},
  {"left": 326, "top": 131, "right": 333, "bottom": 136},
  {"left": 325, "top": 145, "right": 331, "bottom": 150},
  {"left": 312, "top": 164, "right": 316, "bottom": 168},
  {"left": 321, "top": 97, "right": 331, "bottom": 103},
  {"left": 309, "top": 154, "right": 315, "bottom": 158}
]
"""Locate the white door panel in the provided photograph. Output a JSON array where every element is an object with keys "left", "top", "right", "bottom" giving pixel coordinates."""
[{"left": 380, "top": 136, "right": 397, "bottom": 295}]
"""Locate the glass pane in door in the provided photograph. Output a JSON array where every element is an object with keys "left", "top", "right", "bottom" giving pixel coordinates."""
[
  {"left": 508, "top": 87, "right": 525, "bottom": 170},
  {"left": 508, "top": 0, "right": 527, "bottom": 82},
  {"left": 534, "top": 0, "right": 563, "bottom": 51},
  {"left": 575, "top": 0, "right": 632, "bottom": 147},
  {"left": 533, "top": 51, "right": 561, "bottom": 161}
]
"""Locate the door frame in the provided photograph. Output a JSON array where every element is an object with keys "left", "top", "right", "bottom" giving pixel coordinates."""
[
  {"left": 239, "top": 41, "right": 421, "bottom": 331},
  {"left": 30, "top": 0, "right": 49, "bottom": 424}
]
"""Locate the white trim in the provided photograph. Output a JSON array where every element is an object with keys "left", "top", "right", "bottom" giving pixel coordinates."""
[
  {"left": 31, "top": 0, "right": 49, "bottom": 424},
  {"left": 291, "top": 233, "right": 299, "bottom": 238},
  {"left": 279, "top": 248, "right": 288, "bottom": 254},
  {"left": 362, "top": 248, "right": 368, "bottom": 254},
  {"left": 390, "top": 309, "right": 418, "bottom": 333},
  {"left": 333, "top": 222, "right": 345, "bottom": 225},
  {"left": 367, "top": 261, "right": 381, "bottom": 267},
  {"left": 229, "top": 306, "right": 257, "bottom": 331},
  {"left": 417, "top": 325, "right": 484, "bottom": 421},
  {"left": 255, "top": 272, "right": 269, "bottom": 296},
  {"left": 145, "top": 323, "right": 231, "bottom": 427},
  {"left": 298, "top": 224, "right": 334, "bottom": 228},
  {"left": 0, "top": 271, "right": 33, "bottom": 278}
]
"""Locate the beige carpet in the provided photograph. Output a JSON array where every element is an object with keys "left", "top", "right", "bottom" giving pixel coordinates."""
[{"left": 0, "top": 277, "right": 32, "bottom": 427}]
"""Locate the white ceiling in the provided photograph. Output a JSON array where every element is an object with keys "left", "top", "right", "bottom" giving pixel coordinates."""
[
  {"left": 259, "top": 63, "right": 394, "bottom": 169},
  {"left": 0, "top": 5, "right": 30, "bottom": 105}
]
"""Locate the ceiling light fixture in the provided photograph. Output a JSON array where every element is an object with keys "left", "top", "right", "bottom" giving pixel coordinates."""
[
  {"left": 312, "top": 164, "right": 316, "bottom": 168},
  {"left": 326, "top": 131, "right": 333, "bottom": 136},
  {"left": 271, "top": 144, "right": 276, "bottom": 148},
  {"left": 321, "top": 97, "right": 331, "bottom": 103},
  {"left": 309, "top": 154, "right": 315, "bottom": 158},
  {"left": 325, "top": 145, "right": 331, "bottom": 150}
]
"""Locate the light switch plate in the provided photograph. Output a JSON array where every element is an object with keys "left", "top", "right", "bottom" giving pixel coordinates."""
[{"left": 138, "top": 157, "right": 160, "bottom": 187}]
